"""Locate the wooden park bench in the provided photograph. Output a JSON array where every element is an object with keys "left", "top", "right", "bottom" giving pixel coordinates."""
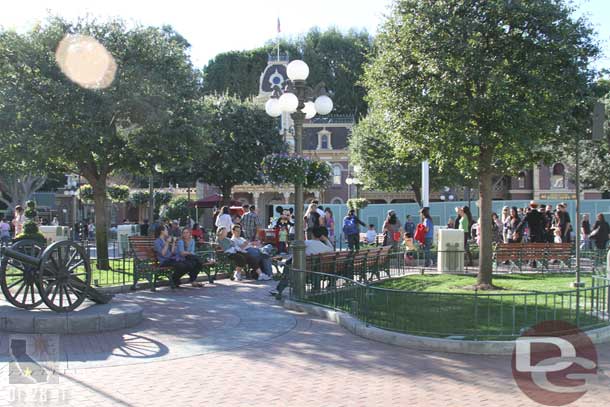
[
  {"left": 129, "top": 236, "right": 217, "bottom": 291},
  {"left": 494, "top": 242, "right": 572, "bottom": 272}
]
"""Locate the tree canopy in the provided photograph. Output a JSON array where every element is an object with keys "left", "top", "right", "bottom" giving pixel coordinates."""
[
  {"left": 349, "top": 111, "right": 470, "bottom": 205},
  {"left": 364, "top": 0, "right": 599, "bottom": 287},
  {"left": 0, "top": 17, "right": 200, "bottom": 264},
  {"left": 189, "top": 94, "right": 285, "bottom": 203}
]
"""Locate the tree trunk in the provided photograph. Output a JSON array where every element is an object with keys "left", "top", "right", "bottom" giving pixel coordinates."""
[
  {"left": 476, "top": 169, "right": 494, "bottom": 289},
  {"left": 91, "top": 179, "right": 110, "bottom": 270},
  {"left": 411, "top": 183, "right": 423, "bottom": 207},
  {"left": 220, "top": 185, "right": 232, "bottom": 206}
]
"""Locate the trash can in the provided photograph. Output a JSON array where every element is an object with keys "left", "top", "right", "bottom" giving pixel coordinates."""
[
  {"left": 437, "top": 229, "right": 464, "bottom": 273},
  {"left": 117, "top": 224, "right": 140, "bottom": 256},
  {"left": 39, "top": 226, "right": 69, "bottom": 246}
]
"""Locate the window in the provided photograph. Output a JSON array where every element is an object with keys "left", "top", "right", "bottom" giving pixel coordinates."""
[
  {"left": 317, "top": 129, "right": 332, "bottom": 149},
  {"left": 321, "top": 135, "right": 329, "bottom": 149},
  {"left": 551, "top": 163, "right": 565, "bottom": 189},
  {"left": 330, "top": 198, "right": 343, "bottom": 205},
  {"left": 517, "top": 171, "right": 526, "bottom": 189},
  {"left": 332, "top": 165, "right": 342, "bottom": 185}
]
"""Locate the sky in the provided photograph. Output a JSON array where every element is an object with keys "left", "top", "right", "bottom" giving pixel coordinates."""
[{"left": 0, "top": 0, "right": 608, "bottom": 70}]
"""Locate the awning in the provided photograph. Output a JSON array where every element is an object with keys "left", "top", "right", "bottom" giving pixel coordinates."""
[{"left": 189, "top": 194, "right": 241, "bottom": 208}]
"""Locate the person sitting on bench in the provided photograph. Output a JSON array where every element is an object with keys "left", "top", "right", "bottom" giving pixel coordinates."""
[
  {"left": 270, "top": 226, "right": 333, "bottom": 298},
  {"left": 153, "top": 225, "right": 197, "bottom": 288},
  {"left": 176, "top": 227, "right": 204, "bottom": 287}
]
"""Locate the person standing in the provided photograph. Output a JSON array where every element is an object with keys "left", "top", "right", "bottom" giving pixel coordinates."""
[
  {"left": 517, "top": 201, "right": 545, "bottom": 243},
  {"left": 241, "top": 205, "right": 260, "bottom": 242},
  {"left": 343, "top": 209, "right": 366, "bottom": 251},
  {"left": 0, "top": 217, "right": 11, "bottom": 245},
  {"left": 558, "top": 203, "right": 572, "bottom": 243},
  {"left": 581, "top": 214, "right": 592, "bottom": 250},
  {"left": 420, "top": 207, "right": 434, "bottom": 267},
  {"left": 590, "top": 213, "right": 610, "bottom": 252},
  {"left": 458, "top": 206, "right": 474, "bottom": 266},
  {"left": 404, "top": 215, "right": 416, "bottom": 238},
  {"left": 383, "top": 210, "right": 403, "bottom": 250},
  {"left": 140, "top": 219, "right": 149, "bottom": 237},
  {"left": 311, "top": 200, "right": 326, "bottom": 226},
  {"left": 215, "top": 206, "right": 233, "bottom": 236},
  {"left": 12, "top": 206, "right": 25, "bottom": 236},
  {"left": 304, "top": 203, "right": 322, "bottom": 240},
  {"left": 505, "top": 207, "right": 522, "bottom": 243},
  {"left": 324, "top": 208, "right": 335, "bottom": 245}
]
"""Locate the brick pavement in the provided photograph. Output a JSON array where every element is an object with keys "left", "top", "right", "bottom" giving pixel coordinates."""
[{"left": 0, "top": 279, "right": 609, "bottom": 406}]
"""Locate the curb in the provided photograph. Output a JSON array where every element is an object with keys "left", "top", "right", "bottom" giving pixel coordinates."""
[
  {"left": 0, "top": 302, "right": 143, "bottom": 334},
  {"left": 97, "top": 272, "right": 232, "bottom": 294},
  {"left": 281, "top": 299, "right": 610, "bottom": 355}
]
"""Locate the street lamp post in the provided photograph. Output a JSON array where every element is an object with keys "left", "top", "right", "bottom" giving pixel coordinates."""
[
  {"left": 345, "top": 176, "right": 363, "bottom": 216},
  {"left": 265, "top": 60, "right": 333, "bottom": 294}
]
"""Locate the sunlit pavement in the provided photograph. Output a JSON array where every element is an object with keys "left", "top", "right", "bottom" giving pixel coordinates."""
[{"left": 0, "top": 279, "right": 609, "bottom": 406}]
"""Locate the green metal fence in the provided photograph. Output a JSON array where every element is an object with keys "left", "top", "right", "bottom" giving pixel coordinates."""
[{"left": 288, "top": 268, "right": 610, "bottom": 340}]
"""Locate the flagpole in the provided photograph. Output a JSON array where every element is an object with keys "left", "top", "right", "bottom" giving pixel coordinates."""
[{"left": 277, "top": 17, "right": 281, "bottom": 61}]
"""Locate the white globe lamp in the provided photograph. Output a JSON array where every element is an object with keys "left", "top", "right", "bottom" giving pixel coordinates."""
[
  {"left": 279, "top": 92, "right": 298, "bottom": 113},
  {"left": 265, "top": 98, "right": 282, "bottom": 117},
  {"left": 286, "top": 59, "right": 309, "bottom": 81},
  {"left": 314, "top": 95, "right": 333, "bottom": 115},
  {"left": 303, "top": 101, "right": 317, "bottom": 119}
]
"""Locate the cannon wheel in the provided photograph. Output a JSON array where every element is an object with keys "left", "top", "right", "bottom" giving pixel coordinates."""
[
  {"left": 0, "top": 240, "right": 46, "bottom": 309},
  {"left": 38, "top": 241, "right": 92, "bottom": 312}
]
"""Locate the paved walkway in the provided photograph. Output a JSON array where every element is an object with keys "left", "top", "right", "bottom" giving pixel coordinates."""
[{"left": 0, "top": 279, "right": 609, "bottom": 406}]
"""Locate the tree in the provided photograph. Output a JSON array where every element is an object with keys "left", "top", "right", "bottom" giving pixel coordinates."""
[
  {"left": 0, "top": 103, "right": 50, "bottom": 212},
  {"left": 349, "top": 112, "right": 470, "bottom": 205},
  {"left": 202, "top": 28, "right": 372, "bottom": 117},
  {"left": 565, "top": 79, "right": 610, "bottom": 190},
  {"left": 364, "top": 0, "right": 599, "bottom": 288},
  {"left": 191, "top": 95, "right": 285, "bottom": 204},
  {"left": 165, "top": 197, "right": 191, "bottom": 223},
  {"left": 0, "top": 18, "right": 200, "bottom": 267}
]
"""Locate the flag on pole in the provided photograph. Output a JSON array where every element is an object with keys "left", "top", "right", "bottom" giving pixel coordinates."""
[{"left": 277, "top": 17, "right": 281, "bottom": 34}]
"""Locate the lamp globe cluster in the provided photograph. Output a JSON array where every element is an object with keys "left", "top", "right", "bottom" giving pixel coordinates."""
[{"left": 264, "top": 59, "right": 333, "bottom": 119}]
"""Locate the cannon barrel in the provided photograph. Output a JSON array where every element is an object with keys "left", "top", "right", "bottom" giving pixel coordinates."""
[{"left": 0, "top": 246, "right": 42, "bottom": 268}]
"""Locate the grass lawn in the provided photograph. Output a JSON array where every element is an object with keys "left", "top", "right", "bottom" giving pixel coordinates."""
[
  {"left": 375, "top": 272, "right": 585, "bottom": 293},
  {"left": 305, "top": 272, "right": 609, "bottom": 340}
]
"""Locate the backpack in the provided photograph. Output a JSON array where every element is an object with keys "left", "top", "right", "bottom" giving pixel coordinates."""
[{"left": 343, "top": 216, "right": 358, "bottom": 235}]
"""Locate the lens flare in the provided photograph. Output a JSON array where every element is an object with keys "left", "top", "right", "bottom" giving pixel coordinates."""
[{"left": 55, "top": 34, "right": 117, "bottom": 89}]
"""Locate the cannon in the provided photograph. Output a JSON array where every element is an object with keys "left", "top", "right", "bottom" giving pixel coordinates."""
[{"left": 0, "top": 240, "right": 112, "bottom": 312}]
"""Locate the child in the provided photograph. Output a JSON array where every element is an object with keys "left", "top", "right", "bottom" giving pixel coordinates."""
[
  {"left": 554, "top": 228, "right": 563, "bottom": 244},
  {"left": 366, "top": 224, "right": 377, "bottom": 244},
  {"left": 278, "top": 225, "right": 289, "bottom": 254},
  {"left": 403, "top": 232, "right": 416, "bottom": 251},
  {"left": 403, "top": 232, "right": 416, "bottom": 265}
]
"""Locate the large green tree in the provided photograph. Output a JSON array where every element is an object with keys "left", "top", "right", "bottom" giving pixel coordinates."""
[
  {"left": 365, "top": 0, "right": 599, "bottom": 288},
  {"left": 349, "top": 112, "right": 471, "bottom": 205},
  {"left": 189, "top": 94, "right": 285, "bottom": 204},
  {"left": 202, "top": 28, "right": 372, "bottom": 117},
  {"left": 0, "top": 18, "right": 200, "bottom": 266},
  {"left": 564, "top": 79, "right": 610, "bottom": 190}
]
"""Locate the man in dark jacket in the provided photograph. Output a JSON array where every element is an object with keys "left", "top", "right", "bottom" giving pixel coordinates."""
[
  {"left": 518, "top": 201, "right": 545, "bottom": 243},
  {"left": 517, "top": 201, "right": 545, "bottom": 267}
]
